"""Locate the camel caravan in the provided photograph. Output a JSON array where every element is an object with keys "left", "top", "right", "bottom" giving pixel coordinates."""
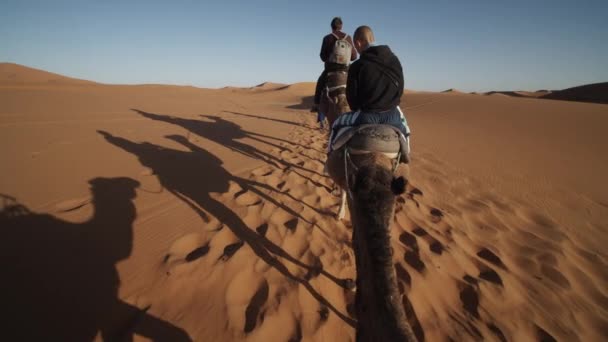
[{"left": 312, "top": 18, "right": 416, "bottom": 341}]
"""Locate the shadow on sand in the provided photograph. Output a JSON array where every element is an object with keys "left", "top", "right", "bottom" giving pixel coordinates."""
[
  {"left": 0, "top": 178, "right": 192, "bottom": 341},
  {"left": 97, "top": 127, "right": 356, "bottom": 327},
  {"left": 131, "top": 109, "right": 326, "bottom": 180},
  {"left": 286, "top": 95, "right": 314, "bottom": 110},
  {"left": 221, "top": 110, "right": 301, "bottom": 127}
]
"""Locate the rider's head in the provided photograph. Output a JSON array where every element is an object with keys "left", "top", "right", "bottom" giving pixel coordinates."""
[
  {"left": 331, "top": 17, "right": 343, "bottom": 31},
  {"left": 353, "top": 25, "right": 375, "bottom": 54}
]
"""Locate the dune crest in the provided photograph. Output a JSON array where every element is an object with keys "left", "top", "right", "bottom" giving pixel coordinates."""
[
  {"left": 541, "top": 82, "right": 608, "bottom": 104},
  {"left": 251, "top": 82, "right": 287, "bottom": 91},
  {"left": 441, "top": 88, "right": 465, "bottom": 94},
  {"left": 0, "top": 62, "right": 97, "bottom": 85}
]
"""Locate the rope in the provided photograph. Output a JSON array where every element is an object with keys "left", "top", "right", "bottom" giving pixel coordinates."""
[{"left": 344, "top": 148, "right": 354, "bottom": 200}]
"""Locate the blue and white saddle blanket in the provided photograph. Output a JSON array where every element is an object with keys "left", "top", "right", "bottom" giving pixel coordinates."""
[{"left": 328, "top": 106, "right": 411, "bottom": 155}]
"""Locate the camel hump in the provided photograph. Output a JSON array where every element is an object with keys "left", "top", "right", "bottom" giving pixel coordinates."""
[
  {"left": 332, "top": 124, "right": 410, "bottom": 163},
  {"left": 348, "top": 125, "right": 401, "bottom": 153}
]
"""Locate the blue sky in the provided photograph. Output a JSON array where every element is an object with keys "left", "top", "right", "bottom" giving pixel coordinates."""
[{"left": 1, "top": 0, "right": 607, "bottom": 91}]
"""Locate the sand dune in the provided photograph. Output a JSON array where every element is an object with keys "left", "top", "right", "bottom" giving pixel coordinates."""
[
  {"left": 277, "top": 82, "right": 316, "bottom": 92},
  {"left": 541, "top": 82, "right": 608, "bottom": 104},
  {"left": 441, "top": 88, "right": 466, "bottom": 94},
  {"left": 0, "top": 62, "right": 97, "bottom": 85},
  {"left": 483, "top": 83, "right": 608, "bottom": 104},
  {"left": 483, "top": 90, "right": 548, "bottom": 98},
  {"left": 251, "top": 82, "right": 288, "bottom": 91},
  {"left": 1, "top": 65, "right": 607, "bottom": 341}
]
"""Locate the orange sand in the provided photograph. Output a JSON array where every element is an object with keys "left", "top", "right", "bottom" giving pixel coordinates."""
[{"left": 1, "top": 63, "right": 607, "bottom": 341}]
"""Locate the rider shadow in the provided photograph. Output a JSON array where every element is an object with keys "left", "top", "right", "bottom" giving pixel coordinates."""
[
  {"left": 0, "top": 178, "right": 191, "bottom": 341},
  {"left": 97, "top": 131, "right": 356, "bottom": 327},
  {"left": 222, "top": 111, "right": 327, "bottom": 156},
  {"left": 131, "top": 109, "right": 327, "bottom": 182},
  {"left": 222, "top": 111, "right": 326, "bottom": 164},
  {"left": 221, "top": 111, "right": 301, "bottom": 127}
]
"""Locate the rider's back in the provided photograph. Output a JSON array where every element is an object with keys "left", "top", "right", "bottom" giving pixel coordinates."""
[
  {"left": 346, "top": 45, "right": 404, "bottom": 112},
  {"left": 320, "top": 31, "right": 357, "bottom": 68}
]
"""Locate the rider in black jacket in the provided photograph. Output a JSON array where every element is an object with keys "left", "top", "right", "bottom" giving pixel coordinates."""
[
  {"left": 346, "top": 27, "right": 404, "bottom": 112},
  {"left": 329, "top": 25, "right": 409, "bottom": 142}
]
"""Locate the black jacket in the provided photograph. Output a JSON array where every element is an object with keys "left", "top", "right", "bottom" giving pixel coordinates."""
[{"left": 346, "top": 45, "right": 404, "bottom": 112}]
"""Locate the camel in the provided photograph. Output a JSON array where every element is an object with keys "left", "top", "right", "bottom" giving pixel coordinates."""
[
  {"left": 326, "top": 126, "right": 417, "bottom": 342},
  {"left": 319, "top": 70, "right": 350, "bottom": 127},
  {"left": 319, "top": 62, "right": 415, "bottom": 340}
]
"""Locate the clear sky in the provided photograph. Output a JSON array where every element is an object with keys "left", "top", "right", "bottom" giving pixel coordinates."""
[{"left": 2, "top": 0, "right": 607, "bottom": 91}]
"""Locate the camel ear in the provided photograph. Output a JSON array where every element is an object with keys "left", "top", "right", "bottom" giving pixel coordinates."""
[{"left": 391, "top": 176, "right": 407, "bottom": 195}]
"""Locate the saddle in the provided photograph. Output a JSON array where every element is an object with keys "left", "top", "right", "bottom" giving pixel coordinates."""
[{"left": 331, "top": 124, "right": 410, "bottom": 163}]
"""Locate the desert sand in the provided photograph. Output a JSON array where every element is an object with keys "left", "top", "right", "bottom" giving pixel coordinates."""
[{"left": 1, "top": 63, "right": 607, "bottom": 341}]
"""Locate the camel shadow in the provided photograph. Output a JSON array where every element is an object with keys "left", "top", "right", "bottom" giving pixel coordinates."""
[
  {"left": 221, "top": 110, "right": 327, "bottom": 156},
  {"left": 130, "top": 109, "right": 325, "bottom": 179},
  {"left": 0, "top": 178, "right": 191, "bottom": 341},
  {"left": 221, "top": 110, "right": 301, "bottom": 127},
  {"left": 97, "top": 131, "right": 356, "bottom": 327}
]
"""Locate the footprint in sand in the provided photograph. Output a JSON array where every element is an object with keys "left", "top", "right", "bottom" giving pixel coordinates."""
[
  {"left": 183, "top": 245, "right": 210, "bottom": 262},
  {"left": 535, "top": 324, "right": 557, "bottom": 342},
  {"left": 401, "top": 292, "right": 425, "bottom": 341},
  {"left": 219, "top": 241, "right": 245, "bottom": 262},
  {"left": 283, "top": 218, "right": 299, "bottom": 232},
  {"left": 164, "top": 233, "right": 210, "bottom": 272},
  {"left": 55, "top": 196, "right": 92, "bottom": 212},
  {"left": 466, "top": 261, "right": 504, "bottom": 287},
  {"left": 430, "top": 208, "right": 444, "bottom": 223},
  {"left": 463, "top": 274, "right": 479, "bottom": 286},
  {"left": 405, "top": 188, "right": 422, "bottom": 208},
  {"left": 539, "top": 264, "right": 571, "bottom": 290},
  {"left": 476, "top": 247, "right": 507, "bottom": 270},
  {"left": 298, "top": 281, "right": 333, "bottom": 334},
  {"left": 487, "top": 323, "right": 507, "bottom": 342},
  {"left": 411, "top": 226, "right": 445, "bottom": 255},
  {"left": 478, "top": 265, "right": 503, "bottom": 286},
  {"left": 399, "top": 231, "right": 419, "bottom": 251},
  {"left": 303, "top": 256, "right": 323, "bottom": 281},
  {"left": 404, "top": 250, "right": 426, "bottom": 273},
  {"left": 234, "top": 190, "right": 262, "bottom": 207},
  {"left": 318, "top": 305, "right": 329, "bottom": 322},
  {"left": 395, "top": 262, "right": 412, "bottom": 289},
  {"left": 395, "top": 196, "right": 407, "bottom": 213},
  {"left": 458, "top": 281, "right": 480, "bottom": 319},
  {"left": 276, "top": 180, "right": 286, "bottom": 190},
  {"left": 409, "top": 187, "right": 423, "bottom": 196},
  {"left": 225, "top": 271, "right": 270, "bottom": 334},
  {"left": 255, "top": 223, "right": 269, "bottom": 237},
  {"left": 244, "top": 279, "right": 270, "bottom": 333}
]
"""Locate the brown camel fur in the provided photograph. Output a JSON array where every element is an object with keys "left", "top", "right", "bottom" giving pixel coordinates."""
[
  {"left": 327, "top": 149, "right": 417, "bottom": 342},
  {"left": 320, "top": 71, "right": 350, "bottom": 127}
]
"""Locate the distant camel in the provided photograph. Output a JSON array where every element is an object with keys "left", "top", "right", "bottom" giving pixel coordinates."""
[
  {"left": 319, "top": 70, "right": 350, "bottom": 127},
  {"left": 326, "top": 126, "right": 417, "bottom": 342}
]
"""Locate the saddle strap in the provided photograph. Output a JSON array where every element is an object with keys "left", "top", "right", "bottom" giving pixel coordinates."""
[
  {"left": 327, "top": 84, "right": 346, "bottom": 92},
  {"left": 348, "top": 147, "right": 400, "bottom": 159}
]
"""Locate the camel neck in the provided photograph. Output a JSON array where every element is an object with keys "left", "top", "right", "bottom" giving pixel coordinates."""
[{"left": 350, "top": 186, "right": 416, "bottom": 341}]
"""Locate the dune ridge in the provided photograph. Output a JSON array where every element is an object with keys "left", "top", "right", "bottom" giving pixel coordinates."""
[
  {"left": 0, "top": 62, "right": 97, "bottom": 85},
  {"left": 540, "top": 82, "right": 608, "bottom": 104}
]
